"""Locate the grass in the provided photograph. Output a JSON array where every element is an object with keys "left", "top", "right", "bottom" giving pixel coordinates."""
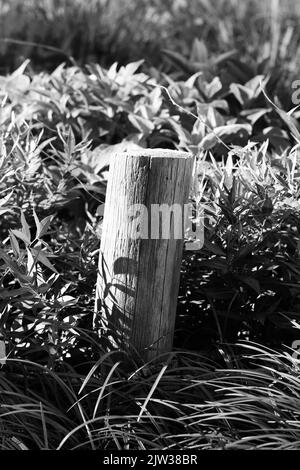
[
  {"left": 2, "top": 341, "right": 300, "bottom": 450},
  {"left": 0, "top": 0, "right": 300, "bottom": 77}
]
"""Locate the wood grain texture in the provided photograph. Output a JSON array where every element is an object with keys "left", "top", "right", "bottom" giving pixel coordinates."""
[{"left": 94, "top": 149, "right": 193, "bottom": 361}]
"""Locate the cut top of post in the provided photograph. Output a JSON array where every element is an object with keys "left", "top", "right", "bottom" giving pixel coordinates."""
[{"left": 116, "top": 149, "right": 193, "bottom": 160}]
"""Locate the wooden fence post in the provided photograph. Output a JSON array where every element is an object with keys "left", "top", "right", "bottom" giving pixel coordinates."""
[{"left": 94, "top": 149, "right": 193, "bottom": 362}]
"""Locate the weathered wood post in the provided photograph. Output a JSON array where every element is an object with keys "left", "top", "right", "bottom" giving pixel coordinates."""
[{"left": 94, "top": 149, "right": 193, "bottom": 362}]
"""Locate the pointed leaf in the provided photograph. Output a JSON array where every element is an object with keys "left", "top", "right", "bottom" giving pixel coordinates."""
[
  {"left": 11, "top": 229, "right": 30, "bottom": 245},
  {"left": 20, "top": 211, "right": 31, "bottom": 242}
]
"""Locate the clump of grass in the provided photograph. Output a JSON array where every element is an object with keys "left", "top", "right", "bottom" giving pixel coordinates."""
[{"left": 1, "top": 340, "right": 300, "bottom": 450}]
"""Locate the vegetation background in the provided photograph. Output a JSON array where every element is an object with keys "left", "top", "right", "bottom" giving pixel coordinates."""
[{"left": 1, "top": 0, "right": 300, "bottom": 450}]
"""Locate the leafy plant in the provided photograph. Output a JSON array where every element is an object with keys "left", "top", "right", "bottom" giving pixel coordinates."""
[{"left": 1, "top": 1, "right": 300, "bottom": 450}]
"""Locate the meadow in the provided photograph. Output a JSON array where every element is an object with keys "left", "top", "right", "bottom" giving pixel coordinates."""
[{"left": 0, "top": 0, "right": 300, "bottom": 450}]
